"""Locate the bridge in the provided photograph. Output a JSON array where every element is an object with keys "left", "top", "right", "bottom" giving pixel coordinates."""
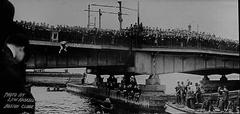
[
  {"left": 18, "top": 21, "right": 239, "bottom": 93},
  {"left": 27, "top": 38, "right": 239, "bottom": 93},
  {"left": 28, "top": 40, "right": 239, "bottom": 76}
]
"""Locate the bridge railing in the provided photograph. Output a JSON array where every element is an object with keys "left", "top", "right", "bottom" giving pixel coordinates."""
[{"left": 15, "top": 21, "right": 239, "bottom": 53}]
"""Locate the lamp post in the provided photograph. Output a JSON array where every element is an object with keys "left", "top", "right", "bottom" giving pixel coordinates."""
[{"left": 117, "top": 0, "right": 122, "bottom": 30}]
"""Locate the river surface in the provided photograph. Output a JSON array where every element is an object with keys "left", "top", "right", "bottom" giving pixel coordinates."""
[{"left": 31, "top": 86, "right": 181, "bottom": 114}]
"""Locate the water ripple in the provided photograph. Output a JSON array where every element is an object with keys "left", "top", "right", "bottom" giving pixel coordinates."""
[{"left": 32, "top": 87, "right": 94, "bottom": 114}]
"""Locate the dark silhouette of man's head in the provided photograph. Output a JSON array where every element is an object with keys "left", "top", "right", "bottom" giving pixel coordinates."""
[{"left": 5, "top": 33, "right": 30, "bottom": 62}]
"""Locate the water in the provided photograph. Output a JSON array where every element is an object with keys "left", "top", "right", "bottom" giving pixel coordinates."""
[
  {"left": 32, "top": 86, "right": 95, "bottom": 114},
  {"left": 31, "top": 86, "right": 180, "bottom": 114}
]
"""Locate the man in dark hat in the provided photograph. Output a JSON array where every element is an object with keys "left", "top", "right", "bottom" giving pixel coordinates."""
[
  {"left": 0, "top": 33, "right": 35, "bottom": 114},
  {"left": 0, "top": 33, "right": 29, "bottom": 89}
]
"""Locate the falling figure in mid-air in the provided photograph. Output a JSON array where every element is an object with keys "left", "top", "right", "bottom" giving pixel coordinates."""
[{"left": 59, "top": 41, "right": 68, "bottom": 54}]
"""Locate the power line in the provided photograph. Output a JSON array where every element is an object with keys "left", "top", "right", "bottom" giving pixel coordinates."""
[
  {"left": 84, "top": 9, "right": 128, "bottom": 29},
  {"left": 91, "top": 3, "right": 137, "bottom": 11},
  {"left": 88, "top": 1, "right": 139, "bottom": 30},
  {"left": 84, "top": 10, "right": 128, "bottom": 15}
]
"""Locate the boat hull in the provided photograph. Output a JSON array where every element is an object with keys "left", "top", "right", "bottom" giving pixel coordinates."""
[{"left": 66, "top": 83, "right": 167, "bottom": 113}]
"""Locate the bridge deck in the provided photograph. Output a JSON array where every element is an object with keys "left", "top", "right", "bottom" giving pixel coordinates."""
[{"left": 30, "top": 40, "right": 239, "bottom": 56}]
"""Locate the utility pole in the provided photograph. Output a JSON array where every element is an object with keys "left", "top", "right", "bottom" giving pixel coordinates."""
[
  {"left": 94, "top": 17, "right": 96, "bottom": 28},
  {"left": 99, "top": 9, "right": 102, "bottom": 29},
  {"left": 84, "top": 9, "right": 128, "bottom": 30},
  {"left": 87, "top": 4, "right": 90, "bottom": 29},
  {"left": 137, "top": 0, "right": 140, "bottom": 26},
  {"left": 118, "top": 0, "right": 122, "bottom": 30},
  {"left": 90, "top": 2, "right": 134, "bottom": 30}
]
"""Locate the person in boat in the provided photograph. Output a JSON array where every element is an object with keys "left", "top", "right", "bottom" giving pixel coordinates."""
[
  {"left": 126, "top": 84, "right": 133, "bottom": 99},
  {"left": 121, "top": 85, "right": 128, "bottom": 98},
  {"left": 218, "top": 86, "right": 224, "bottom": 95},
  {"left": 126, "top": 76, "right": 136, "bottom": 99},
  {"left": 119, "top": 78, "right": 127, "bottom": 98},
  {"left": 180, "top": 81, "right": 186, "bottom": 105},
  {"left": 226, "top": 99, "right": 238, "bottom": 112},
  {"left": 222, "top": 86, "right": 229, "bottom": 111},
  {"left": 129, "top": 75, "right": 137, "bottom": 87},
  {"left": 116, "top": 83, "right": 122, "bottom": 97},
  {"left": 95, "top": 110, "right": 102, "bottom": 114},
  {"left": 106, "top": 75, "right": 116, "bottom": 96},
  {"left": 95, "top": 105, "right": 103, "bottom": 114},
  {"left": 95, "top": 74, "right": 103, "bottom": 88},
  {"left": 101, "top": 98, "right": 113, "bottom": 113},
  {"left": 81, "top": 73, "right": 86, "bottom": 85},
  {"left": 186, "top": 79, "right": 190, "bottom": 87},
  {"left": 237, "top": 97, "right": 240, "bottom": 112},
  {"left": 116, "top": 83, "right": 124, "bottom": 98},
  {"left": 218, "top": 86, "right": 224, "bottom": 111},
  {"left": 217, "top": 86, "right": 223, "bottom": 107},
  {"left": 120, "top": 77, "right": 126, "bottom": 86},
  {"left": 112, "top": 75, "right": 117, "bottom": 89},
  {"left": 201, "top": 94, "right": 215, "bottom": 112},
  {"left": 108, "top": 75, "right": 117, "bottom": 88},
  {"left": 238, "top": 97, "right": 240, "bottom": 112},
  {"left": 186, "top": 82, "right": 195, "bottom": 109},
  {"left": 100, "top": 77, "right": 104, "bottom": 87},
  {"left": 133, "top": 85, "right": 141, "bottom": 101},
  {"left": 175, "top": 81, "right": 181, "bottom": 104},
  {"left": 195, "top": 83, "right": 202, "bottom": 104}
]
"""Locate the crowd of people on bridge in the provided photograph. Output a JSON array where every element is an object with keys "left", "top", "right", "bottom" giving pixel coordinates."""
[{"left": 14, "top": 20, "right": 239, "bottom": 52}]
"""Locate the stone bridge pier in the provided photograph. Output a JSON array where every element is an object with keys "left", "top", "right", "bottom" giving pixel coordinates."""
[{"left": 142, "top": 74, "right": 166, "bottom": 96}]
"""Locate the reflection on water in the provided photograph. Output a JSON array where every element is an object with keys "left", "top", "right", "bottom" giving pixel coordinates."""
[{"left": 32, "top": 86, "right": 179, "bottom": 114}]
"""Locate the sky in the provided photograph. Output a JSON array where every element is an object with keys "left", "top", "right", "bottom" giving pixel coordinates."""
[{"left": 10, "top": 0, "right": 238, "bottom": 40}]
